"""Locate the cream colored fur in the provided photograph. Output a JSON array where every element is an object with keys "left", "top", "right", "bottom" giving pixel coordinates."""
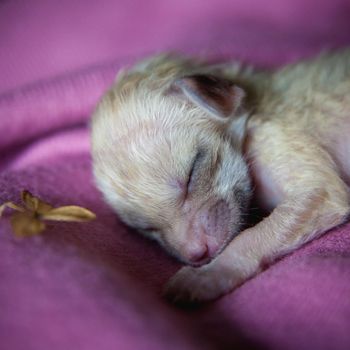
[{"left": 91, "top": 49, "right": 350, "bottom": 302}]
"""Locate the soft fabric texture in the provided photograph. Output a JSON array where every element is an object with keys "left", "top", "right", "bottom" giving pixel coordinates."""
[{"left": 1, "top": 1, "right": 350, "bottom": 349}]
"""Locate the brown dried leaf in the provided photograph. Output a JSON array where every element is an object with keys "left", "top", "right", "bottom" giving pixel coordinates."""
[
  {"left": 21, "top": 190, "right": 53, "bottom": 214},
  {"left": 0, "top": 203, "right": 7, "bottom": 217},
  {"left": 10, "top": 211, "right": 46, "bottom": 237},
  {"left": 0, "top": 202, "right": 25, "bottom": 217},
  {"left": 42, "top": 205, "right": 96, "bottom": 222},
  {"left": 36, "top": 200, "right": 54, "bottom": 215},
  {"left": 21, "top": 190, "right": 38, "bottom": 211}
]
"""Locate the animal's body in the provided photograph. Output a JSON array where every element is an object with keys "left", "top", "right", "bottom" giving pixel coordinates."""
[{"left": 91, "top": 49, "right": 350, "bottom": 302}]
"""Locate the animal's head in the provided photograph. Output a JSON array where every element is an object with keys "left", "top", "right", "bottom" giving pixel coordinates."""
[{"left": 91, "top": 54, "right": 252, "bottom": 266}]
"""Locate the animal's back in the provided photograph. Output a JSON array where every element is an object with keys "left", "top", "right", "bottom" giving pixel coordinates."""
[
  {"left": 272, "top": 48, "right": 350, "bottom": 95},
  {"left": 250, "top": 48, "right": 350, "bottom": 189}
]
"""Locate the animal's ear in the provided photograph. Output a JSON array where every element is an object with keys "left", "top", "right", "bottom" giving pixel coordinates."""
[{"left": 170, "top": 74, "right": 245, "bottom": 119}]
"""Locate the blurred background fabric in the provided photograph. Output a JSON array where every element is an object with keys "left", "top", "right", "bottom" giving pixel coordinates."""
[
  {"left": 1, "top": 1, "right": 350, "bottom": 350},
  {"left": 1, "top": 0, "right": 350, "bottom": 94}
]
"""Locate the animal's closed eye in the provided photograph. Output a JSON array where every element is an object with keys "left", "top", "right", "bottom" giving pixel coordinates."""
[{"left": 185, "top": 150, "right": 205, "bottom": 197}]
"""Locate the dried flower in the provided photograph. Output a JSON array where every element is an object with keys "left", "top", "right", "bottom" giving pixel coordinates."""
[{"left": 0, "top": 190, "right": 96, "bottom": 237}]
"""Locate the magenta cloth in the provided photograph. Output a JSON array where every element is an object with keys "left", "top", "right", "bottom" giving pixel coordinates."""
[{"left": 1, "top": 1, "right": 350, "bottom": 349}]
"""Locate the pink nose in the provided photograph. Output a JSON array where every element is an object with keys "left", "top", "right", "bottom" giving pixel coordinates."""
[{"left": 186, "top": 242, "right": 209, "bottom": 263}]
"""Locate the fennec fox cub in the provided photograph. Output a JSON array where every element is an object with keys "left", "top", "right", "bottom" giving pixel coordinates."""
[{"left": 91, "top": 49, "right": 350, "bottom": 302}]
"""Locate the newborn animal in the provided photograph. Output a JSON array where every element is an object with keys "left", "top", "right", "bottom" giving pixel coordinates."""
[{"left": 91, "top": 49, "right": 350, "bottom": 302}]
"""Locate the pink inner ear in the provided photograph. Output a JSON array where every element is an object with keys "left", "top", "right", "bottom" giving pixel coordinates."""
[
  {"left": 232, "top": 85, "right": 246, "bottom": 107},
  {"left": 171, "top": 74, "right": 246, "bottom": 119}
]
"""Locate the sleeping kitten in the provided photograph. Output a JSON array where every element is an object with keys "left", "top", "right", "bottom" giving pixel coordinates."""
[{"left": 91, "top": 49, "right": 350, "bottom": 302}]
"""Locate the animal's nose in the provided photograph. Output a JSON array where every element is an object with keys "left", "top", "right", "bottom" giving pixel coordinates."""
[{"left": 186, "top": 242, "right": 209, "bottom": 263}]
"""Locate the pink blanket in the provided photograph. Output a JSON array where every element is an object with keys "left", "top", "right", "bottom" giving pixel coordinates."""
[{"left": 1, "top": 1, "right": 350, "bottom": 349}]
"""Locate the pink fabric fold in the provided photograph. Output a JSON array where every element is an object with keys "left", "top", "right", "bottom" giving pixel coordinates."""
[{"left": 1, "top": 1, "right": 350, "bottom": 349}]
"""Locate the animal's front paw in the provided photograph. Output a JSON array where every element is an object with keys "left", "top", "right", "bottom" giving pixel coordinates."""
[{"left": 163, "top": 263, "right": 235, "bottom": 303}]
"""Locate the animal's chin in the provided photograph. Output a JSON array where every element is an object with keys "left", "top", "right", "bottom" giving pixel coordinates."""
[
  {"left": 174, "top": 251, "right": 212, "bottom": 267},
  {"left": 187, "top": 255, "right": 212, "bottom": 267}
]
